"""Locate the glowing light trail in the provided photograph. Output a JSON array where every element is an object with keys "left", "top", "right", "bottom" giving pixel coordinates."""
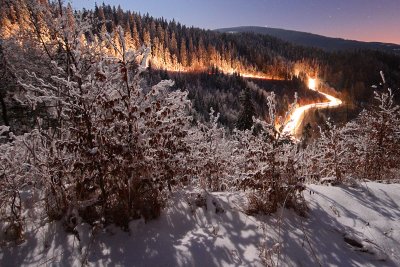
[
  {"left": 308, "top": 78, "right": 316, "bottom": 90},
  {"left": 162, "top": 64, "right": 342, "bottom": 138},
  {"left": 281, "top": 78, "right": 342, "bottom": 137}
]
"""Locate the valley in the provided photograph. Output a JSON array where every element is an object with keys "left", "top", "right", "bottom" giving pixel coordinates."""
[{"left": 0, "top": 1, "right": 399, "bottom": 267}]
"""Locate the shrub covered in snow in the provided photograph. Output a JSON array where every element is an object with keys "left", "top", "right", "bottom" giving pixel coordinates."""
[
  {"left": 0, "top": 9, "right": 195, "bottom": 231},
  {"left": 0, "top": 0, "right": 399, "bottom": 250}
]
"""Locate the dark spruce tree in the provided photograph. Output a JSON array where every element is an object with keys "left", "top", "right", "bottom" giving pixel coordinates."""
[
  {"left": 300, "top": 122, "right": 312, "bottom": 148},
  {"left": 0, "top": 43, "right": 10, "bottom": 127},
  {"left": 236, "top": 88, "right": 255, "bottom": 130}
]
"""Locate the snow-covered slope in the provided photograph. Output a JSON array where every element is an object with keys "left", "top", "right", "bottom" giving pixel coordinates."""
[
  {"left": 280, "top": 183, "right": 400, "bottom": 266},
  {"left": 1, "top": 183, "right": 399, "bottom": 266}
]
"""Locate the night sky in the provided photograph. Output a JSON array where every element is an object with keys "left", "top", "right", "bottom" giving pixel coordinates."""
[{"left": 71, "top": 0, "right": 400, "bottom": 44}]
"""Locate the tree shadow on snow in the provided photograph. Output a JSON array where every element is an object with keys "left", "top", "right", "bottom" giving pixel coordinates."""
[
  {"left": 87, "top": 192, "right": 264, "bottom": 266},
  {"left": 264, "top": 184, "right": 400, "bottom": 267},
  {"left": 1, "top": 220, "right": 83, "bottom": 267}
]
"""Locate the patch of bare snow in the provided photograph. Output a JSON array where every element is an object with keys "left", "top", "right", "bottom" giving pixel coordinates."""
[{"left": 1, "top": 183, "right": 399, "bottom": 266}]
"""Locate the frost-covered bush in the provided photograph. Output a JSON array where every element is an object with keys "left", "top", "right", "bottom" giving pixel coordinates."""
[
  {"left": 235, "top": 93, "right": 307, "bottom": 215},
  {"left": 187, "top": 109, "right": 237, "bottom": 191},
  {"left": 0, "top": 128, "right": 44, "bottom": 242},
  {"left": 303, "top": 85, "right": 400, "bottom": 183},
  {"left": 314, "top": 120, "right": 348, "bottom": 184},
  {"left": 343, "top": 87, "right": 400, "bottom": 181},
  {"left": 15, "top": 16, "right": 193, "bottom": 229}
]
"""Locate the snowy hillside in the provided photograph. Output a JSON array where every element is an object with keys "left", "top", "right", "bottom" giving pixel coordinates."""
[
  {"left": 2, "top": 182, "right": 399, "bottom": 267},
  {"left": 1, "top": 2, "right": 400, "bottom": 267}
]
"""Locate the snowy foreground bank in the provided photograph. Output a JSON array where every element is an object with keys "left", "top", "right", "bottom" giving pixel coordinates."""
[{"left": 1, "top": 182, "right": 399, "bottom": 267}]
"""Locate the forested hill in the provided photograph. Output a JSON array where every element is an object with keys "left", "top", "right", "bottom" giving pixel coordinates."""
[
  {"left": 2, "top": 2, "right": 399, "bottom": 99},
  {"left": 1, "top": 1, "right": 400, "bottom": 131},
  {"left": 216, "top": 26, "right": 400, "bottom": 55},
  {"left": 90, "top": 4, "right": 397, "bottom": 105},
  {"left": 82, "top": 5, "right": 399, "bottom": 104}
]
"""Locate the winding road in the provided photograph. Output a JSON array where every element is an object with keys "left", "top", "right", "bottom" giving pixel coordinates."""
[{"left": 281, "top": 78, "right": 342, "bottom": 136}]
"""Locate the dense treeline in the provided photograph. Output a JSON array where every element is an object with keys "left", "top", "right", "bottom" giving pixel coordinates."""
[
  {"left": 88, "top": 3, "right": 400, "bottom": 105},
  {"left": 1, "top": 0, "right": 399, "bottom": 131},
  {"left": 0, "top": 1, "right": 399, "bottom": 249},
  {"left": 90, "top": 3, "right": 295, "bottom": 78},
  {"left": 321, "top": 50, "right": 400, "bottom": 104},
  {"left": 88, "top": 5, "right": 400, "bottom": 129},
  {"left": 147, "top": 70, "right": 324, "bottom": 129}
]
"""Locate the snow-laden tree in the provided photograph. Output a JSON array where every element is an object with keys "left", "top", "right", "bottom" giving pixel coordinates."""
[
  {"left": 0, "top": 127, "right": 46, "bottom": 242},
  {"left": 364, "top": 88, "right": 400, "bottom": 180},
  {"left": 295, "top": 140, "right": 320, "bottom": 182},
  {"left": 337, "top": 117, "right": 372, "bottom": 181},
  {"left": 302, "top": 80, "right": 400, "bottom": 183},
  {"left": 188, "top": 109, "right": 237, "bottom": 191},
  {"left": 344, "top": 87, "right": 400, "bottom": 180},
  {"left": 236, "top": 92, "right": 306, "bottom": 215},
  {"left": 16, "top": 12, "right": 193, "bottom": 229},
  {"left": 315, "top": 120, "right": 348, "bottom": 184}
]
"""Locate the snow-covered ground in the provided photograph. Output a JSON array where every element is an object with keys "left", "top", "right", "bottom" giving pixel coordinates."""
[{"left": 1, "top": 182, "right": 399, "bottom": 267}]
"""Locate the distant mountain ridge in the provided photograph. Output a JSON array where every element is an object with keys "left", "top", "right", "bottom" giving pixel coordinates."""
[{"left": 215, "top": 26, "right": 400, "bottom": 54}]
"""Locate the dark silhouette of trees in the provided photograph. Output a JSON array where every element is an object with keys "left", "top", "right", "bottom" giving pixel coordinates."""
[{"left": 236, "top": 88, "right": 256, "bottom": 130}]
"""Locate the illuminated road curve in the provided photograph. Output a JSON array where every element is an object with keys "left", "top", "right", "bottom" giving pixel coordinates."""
[
  {"left": 281, "top": 78, "right": 342, "bottom": 137},
  {"left": 162, "top": 65, "right": 341, "bottom": 137}
]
